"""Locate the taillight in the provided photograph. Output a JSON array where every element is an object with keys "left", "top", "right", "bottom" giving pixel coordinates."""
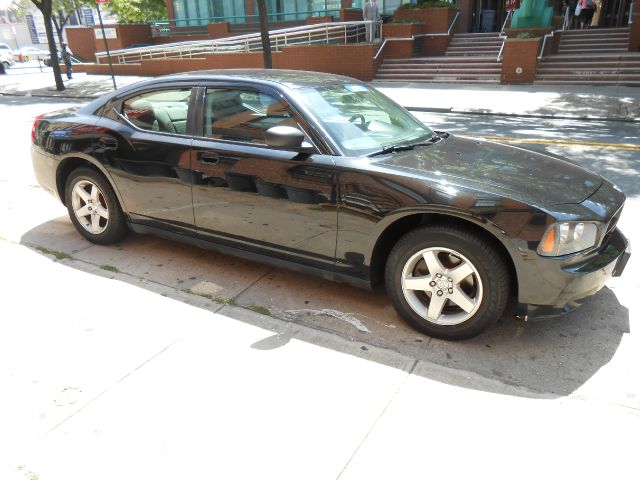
[{"left": 31, "top": 113, "right": 46, "bottom": 143}]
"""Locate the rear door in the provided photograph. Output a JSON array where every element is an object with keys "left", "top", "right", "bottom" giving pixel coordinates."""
[
  {"left": 96, "top": 86, "right": 196, "bottom": 233},
  {"left": 191, "top": 83, "right": 338, "bottom": 269}
]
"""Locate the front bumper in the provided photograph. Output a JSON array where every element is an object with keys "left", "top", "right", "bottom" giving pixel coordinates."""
[{"left": 517, "top": 227, "right": 630, "bottom": 319}]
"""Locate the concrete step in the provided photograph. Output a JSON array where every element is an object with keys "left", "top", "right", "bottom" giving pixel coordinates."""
[
  {"left": 541, "top": 52, "right": 640, "bottom": 61},
  {"left": 560, "top": 27, "right": 629, "bottom": 35},
  {"left": 446, "top": 51, "right": 501, "bottom": 56},
  {"left": 535, "top": 79, "right": 640, "bottom": 85},
  {"left": 560, "top": 35, "right": 628, "bottom": 43},
  {"left": 384, "top": 56, "right": 500, "bottom": 63},
  {"left": 378, "top": 68, "right": 502, "bottom": 75},
  {"left": 449, "top": 38, "right": 503, "bottom": 44},
  {"left": 381, "top": 62, "right": 502, "bottom": 69},
  {"left": 557, "top": 48, "right": 630, "bottom": 55},
  {"left": 559, "top": 39, "right": 629, "bottom": 46},
  {"left": 453, "top": 32, "right": 502, "bottom": 37},
  {"left": 374, "top": 77, "right": 501, "bottom": 84},
  {"left": 447, "top": 45, "right": 502, "bottom": 51}
]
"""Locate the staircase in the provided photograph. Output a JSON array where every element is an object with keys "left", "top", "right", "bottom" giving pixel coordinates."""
[
  {"left": 374, "top": 32, "right": 503, "bottom": 84},
  {"left": 536, "top": 27, "right": 640, "bottom": 86}
]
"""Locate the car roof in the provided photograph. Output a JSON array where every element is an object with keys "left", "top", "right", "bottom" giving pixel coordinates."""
[
  {"left": 146, "top": 69, "right": 361, "bottom": 90},
  {"left": 81, "top": 69, "right": 365, "bottom": 115}
]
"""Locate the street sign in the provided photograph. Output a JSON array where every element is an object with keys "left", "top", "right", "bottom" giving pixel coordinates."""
[{"left": 96, "top": 0, "right": 110, "bottom": 4}]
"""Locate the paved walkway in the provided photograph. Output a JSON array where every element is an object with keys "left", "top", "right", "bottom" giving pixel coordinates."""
[{"left": 1, "top": 68, "right": 639, "bottom": 120}]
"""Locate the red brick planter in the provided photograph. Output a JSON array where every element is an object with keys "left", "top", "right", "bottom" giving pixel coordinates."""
[
  {"left": 382, "top": 23, "right": 423, "bottom": 58},
  {"left": 501, "top": 37, "right": 541, "bottom": 84},
  {"left": 382, "top": 22, "right": 423, "bottom": 39},
  {"left": 393, "top": 7, "right": 455, "bottom": 33}
]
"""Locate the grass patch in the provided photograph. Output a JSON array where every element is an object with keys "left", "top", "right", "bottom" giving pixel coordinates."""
[
  {"left": 248, "top": 305, "right": 272, "bottom": 317},
  {"left": 100, "top": 264, "right": 120, "bottom": 273},
  {"left": 35, "top": 246, "right": 72, "bottom": 261},
  {"left": 184, "top": 289, "right": 235, "bottom": 305}
]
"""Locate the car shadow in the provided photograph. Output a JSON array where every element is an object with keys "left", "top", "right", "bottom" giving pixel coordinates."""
[{"left": 20, "top": 216, "right": 629, "bottom": 399}]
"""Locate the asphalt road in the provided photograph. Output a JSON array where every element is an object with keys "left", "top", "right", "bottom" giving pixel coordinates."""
[{"left": 1, "top": 95, "right": 638, "bottom": 401}]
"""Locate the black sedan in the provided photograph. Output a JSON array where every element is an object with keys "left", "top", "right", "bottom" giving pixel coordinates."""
[{"left": 31, "top": 69, "right": 630, "bottom": 340}]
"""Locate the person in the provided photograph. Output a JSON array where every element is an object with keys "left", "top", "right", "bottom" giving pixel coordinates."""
[
  {"left": 61, "top": 43, "right": 73, "bottom": 80},
  {"left": 577, "top": 0, "right": 595, "bottom": 28},
  {"left": 566, "top": 0, "right": 578, "bottom": 29},
  {"left": 363, "top": 0, "right": 380, "bottom": 43}
]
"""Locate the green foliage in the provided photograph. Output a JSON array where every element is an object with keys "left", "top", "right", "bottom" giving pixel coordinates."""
[
  {"left": 396, "top": 0, "right": 454, "bottom": 10},
  {"left": 106, "top": 0, "right": 167, "bottom": 23}
]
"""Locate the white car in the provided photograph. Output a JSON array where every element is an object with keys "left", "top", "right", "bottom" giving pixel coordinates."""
[
  {"left": 13, "top": 46, "right": 49, "bottom": 62},
  {"left": 1, "top": 51, "right": 15, "bottom": 70}
]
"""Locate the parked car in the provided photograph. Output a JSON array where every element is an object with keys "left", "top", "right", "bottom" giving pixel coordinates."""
[
  {"left": 0, "top": 51, "right": 15, "bottom": 71},
  {"left": 30, "top": 70, "right": 630, "bottom": 340},
  {"left": 0, "top": 42, "right": 13, "bottom": 55},
  {"left": 13, "top": 45, "right": 49, "bottom": 62}
]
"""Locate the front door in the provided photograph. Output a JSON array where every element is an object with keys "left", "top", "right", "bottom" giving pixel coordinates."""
[{"left": 191, "top": 85, "right": 338, "bottom": 269}]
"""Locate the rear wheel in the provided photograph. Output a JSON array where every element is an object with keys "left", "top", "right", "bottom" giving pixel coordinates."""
[
  {"left": 385, "top": 225, "right": 510, "bottom": 340},
  {"left": 65, "top": 167, "right": 128, "bottom": 245}
]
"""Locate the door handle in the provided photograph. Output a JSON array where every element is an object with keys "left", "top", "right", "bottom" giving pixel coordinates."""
[
  {"left": 98, "top": 136, "right": 118, "bottom": 150},
  {"left": 198, "top": 152, "right": 219, "bottom": 164}
]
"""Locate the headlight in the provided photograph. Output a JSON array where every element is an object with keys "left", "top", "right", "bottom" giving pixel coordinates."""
[{"left": 537, "top": 222, "right": 600, "bottom": 257}]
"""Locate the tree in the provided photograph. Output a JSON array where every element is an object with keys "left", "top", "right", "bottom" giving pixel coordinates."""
[
  {"left": 51, "top": 0, "right": 92, "bottom": 52},
  {"left": 106, "top": 0, "right": 167, "bottom": 24},
  {"left": 31, "top": 0, "right": 65, "bottom": 91},
  {"left": 256, "top": 0, "right": 272, "bottom": 69}
]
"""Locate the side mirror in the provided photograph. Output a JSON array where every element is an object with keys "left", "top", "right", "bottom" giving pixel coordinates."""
[{"left": 265, "top": 126, "right": 315, "bottom": 153}]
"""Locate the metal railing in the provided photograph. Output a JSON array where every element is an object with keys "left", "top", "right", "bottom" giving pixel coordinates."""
[
  {"left": 373, "top": 10, "right": 460, "bottom": 60},
  {"left": 496, "top": 35, "right": 507, "bottom": 61},
  {"left": 96, "top": 21, "right": 377, "bottom": 65},
  {"left": 538, "top": 30, "right": 559, "bottom": 60}
]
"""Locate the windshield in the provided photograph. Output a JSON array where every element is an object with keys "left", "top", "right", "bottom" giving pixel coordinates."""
[{"left": 294, "top": 83, "right": 433, "bottom": 156}]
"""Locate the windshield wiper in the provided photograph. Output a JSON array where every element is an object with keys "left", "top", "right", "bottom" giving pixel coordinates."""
[
  {"left": 368, "top": 132, "right": 448, "bottom": 157},
  {"left": 368, "top": 144, "right": 415, "bottom": 157}
]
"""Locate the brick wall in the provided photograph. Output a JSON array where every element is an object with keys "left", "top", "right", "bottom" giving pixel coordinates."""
[
  {"left": 207, "top": 22, "right": 231, "bottom": 38},
  {"left": 95, "top": 24, "right": 152, "bottom": 52},
  {"left": 66, "top": 27, "right": 96, "bottom": 62},
  {"left": 501, "top": 38, "right": 541, "bottom": 84},
  {"left": 422, "top": 35, "right": 449, "bottom": 56},
  {"left": 76, "top": 43, "right": 381, "bottom": 81}
]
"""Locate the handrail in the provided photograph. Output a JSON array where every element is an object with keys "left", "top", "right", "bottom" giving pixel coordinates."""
[
  {"left": 150, "top": 9, "right": 341, "bottom": 28},
  {"left": 416, "top": 10, "right": 460, "bottom": 37},
  {"left": 96, "top": 20, "right": 373, "bottom": 64},
  {"left": 375, "top": 10, "right": 460, "bottom": 60},
  {"left": 537, "top": 30, "right": 559, "bottom": 60},
  {"left": 496, "top": 35, "right": 507, "bottom": 61},
  {"left": 500, "top": 11, "right": 512, "bottom": 32}
]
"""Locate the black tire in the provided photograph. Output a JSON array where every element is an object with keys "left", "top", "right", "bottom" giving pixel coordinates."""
[
  {"left": 385, "top": 225, "right": 510, "bottom": 340},
  {"left": 65, "top": 167, "right": 128, "bottom": 245}
]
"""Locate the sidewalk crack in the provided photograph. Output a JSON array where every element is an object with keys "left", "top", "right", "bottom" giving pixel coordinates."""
[{"left": 336, "top": 359, "right": 419, "bottom": 479}]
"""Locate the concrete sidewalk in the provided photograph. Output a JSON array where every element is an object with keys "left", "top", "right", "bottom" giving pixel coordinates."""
[{"left": 1, "top": 69, "right": 639, "bottom": 120}]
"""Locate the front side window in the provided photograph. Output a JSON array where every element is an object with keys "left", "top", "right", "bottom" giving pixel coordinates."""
[
  {"left": 292, "top": 83, "right": 433, "bottom": 157},
  {"left": 204, "top": 88, "right": 297, "bottom": 145},
  {"left": 122, "top": 88, "right": 192, "bottom": 134}
]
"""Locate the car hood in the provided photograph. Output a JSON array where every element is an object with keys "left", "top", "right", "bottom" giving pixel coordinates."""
[{"left": 374, "top": 134, "right": 602, "bottom": 207}]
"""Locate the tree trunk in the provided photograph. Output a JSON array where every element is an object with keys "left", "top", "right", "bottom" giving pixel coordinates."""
[
  {"left": 256, "top": 0, "right": 272, "bottom": 69},
  {"left": 33, "top": 0, "right": 65, "bottom": 91}
]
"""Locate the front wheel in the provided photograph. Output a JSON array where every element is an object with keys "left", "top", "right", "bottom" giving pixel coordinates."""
[
  {"left": 385, "top": 225, "right": 510, "bottom": 340},
  {"left": 65, "top": 167, "right": 128, "bottom": 245}
]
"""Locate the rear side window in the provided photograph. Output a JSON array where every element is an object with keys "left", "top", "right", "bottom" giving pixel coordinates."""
[
  {"left": 203, "top": 88, "right": 296, "bottom": 144},
  {"left": 122, "top": 89, "right": 192, "bottom": 134}
]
